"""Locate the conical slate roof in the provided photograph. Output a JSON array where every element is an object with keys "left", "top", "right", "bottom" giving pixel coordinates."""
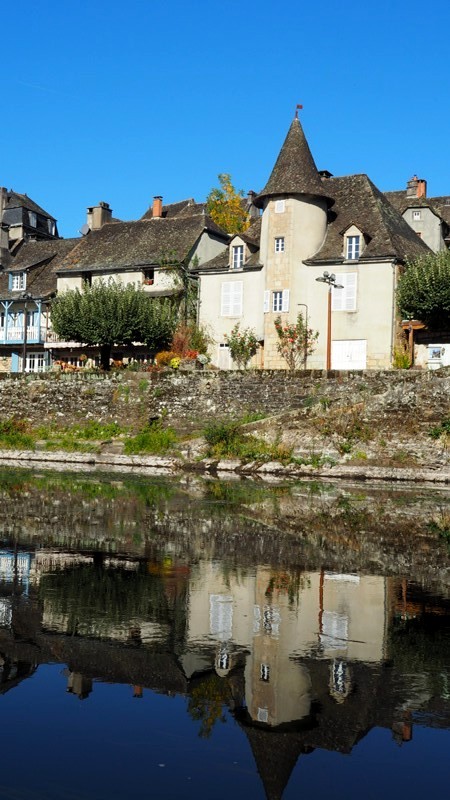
[{"left": 255, "top": 117, "right": 333, "bottom": 207}]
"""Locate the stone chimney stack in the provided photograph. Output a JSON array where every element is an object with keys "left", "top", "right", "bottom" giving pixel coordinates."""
[
  {"left": 406, "top": 176, "right": 427, "bottom": 199},
  {"left": 152, "top": 196, "right": 163, "bottom": 218},
  {"left": 246, "top": 190, "right": 259, "bottom": 220},
  {"left": 86, "top": 201, "right": 113, "bottom": 231},
  {"left": 0, "top": 223, "right": 9, "bottom": 265}
]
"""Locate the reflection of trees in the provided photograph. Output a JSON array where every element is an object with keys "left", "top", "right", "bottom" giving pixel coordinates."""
[
  {"left": 38, "top": 563, "right": 187, "bottom": 645},
  {"left": 187, "top": 673, "right": 232, "bottom": 738},
  {"left": 389, "top": 614, "right": 450, "bottom": 697}
]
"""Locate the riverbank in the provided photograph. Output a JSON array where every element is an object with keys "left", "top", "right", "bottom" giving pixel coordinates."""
[
  {"left": 0, "top": 447, "right": 449, "bottom": 483},
  {"left": 0, "top": 369, "right": 448, "bottom": 481}
]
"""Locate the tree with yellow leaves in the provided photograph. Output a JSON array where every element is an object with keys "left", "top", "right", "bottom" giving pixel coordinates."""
[{"left": 206, "top": 173, "right": 250, "bottom": 234}]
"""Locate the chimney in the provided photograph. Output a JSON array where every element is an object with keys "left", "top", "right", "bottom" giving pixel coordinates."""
[
  {"left": 0, "top": 223, "right": 9, "bottom": 265},
  {"left": 152, "top": 196, "right": 163, "bottom": 218},
  {"left": 406, "top": 176, "right": 427, "bottom": 199},
  {"left": 86, "top": 201, "right": 112, "bottom": 231},
  {"left": 246, "top": 190, "right": 259, "bottom": 220}
]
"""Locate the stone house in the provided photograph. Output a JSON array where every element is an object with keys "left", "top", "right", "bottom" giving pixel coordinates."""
[
  {"left": 0, "top": 187, "right": 59, "bottom": 253},
  {"left": 385, "top": 177, "right": 450, "bottom": 253},
  {"left": 196, "top": 115, "right": 430, "bottom": 370}
]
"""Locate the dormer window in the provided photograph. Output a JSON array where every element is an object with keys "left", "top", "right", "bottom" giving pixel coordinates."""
[
  {"left": 11, "top": 272, "right": 26, "bottom": 291},
  {"left": 275, "top": 237, "right": 285, "bottom": 253},
  {"left": 232, "top": 245, "right": 244, "bottom": 269},
  {"left": 413, "top": 210, "right": 421, "bottom": 221},
  {"left": 28, "top": 212, "right": 37, "bottom": 228},
  {"left": 346, "top": 235, "right": 360, "bottom": 260}
]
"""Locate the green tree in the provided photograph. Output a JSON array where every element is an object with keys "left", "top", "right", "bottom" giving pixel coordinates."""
[
  {"left": 274, "top": 313, "right": 319, "bottom": 370},
  {"left": 51, "top": 280, "right": 177, "bottom": 370},
  {"left": 206, "top": 173, "right": 250, "bottom": 234},
  {"left": 397, "top": 250, "right": 450, "bottom": 330},
  {"left": 224, "top": 323, "right": 259, "bottom": 368}
]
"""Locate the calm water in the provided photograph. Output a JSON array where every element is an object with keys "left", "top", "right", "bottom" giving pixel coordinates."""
[{"left": 0, "top": 468, "right": 449, "bottom": 800}]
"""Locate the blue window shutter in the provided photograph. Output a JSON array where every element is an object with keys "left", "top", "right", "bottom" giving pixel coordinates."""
[
  {"left": 8, "top": 274, "right": 12, "bottom": 290},
  {"left": 11, "top": 352, "right": 19, "bottom": 372}
]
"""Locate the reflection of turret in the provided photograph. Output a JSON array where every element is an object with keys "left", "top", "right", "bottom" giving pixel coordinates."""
[{"left": 66, "top": 670, "right": 92, "bottom": 700}]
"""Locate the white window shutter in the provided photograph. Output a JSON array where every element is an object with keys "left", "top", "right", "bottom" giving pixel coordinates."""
[
  {"left": 232, "top": 281, "right": 243, "bottom": 315},
  {"left": 332, "top": 283, "right": 344, "bottom": 311},
  {"left": 282, "top": 289, "right": 290, "bottom": 312},
  {"left": 345, "top": 273, "right": 357, "bottom": 311},
  {"left": 221, "top": 282, "right": 232, "bottom": 316},
  {"left": 263, "top": 290, "right": 270, "bottom": 313}
]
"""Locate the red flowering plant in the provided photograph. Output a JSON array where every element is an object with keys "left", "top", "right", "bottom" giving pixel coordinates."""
[
  {"left": 224, "top": 323, "right": 259, "bottom": 369},
  {"left": 274, "top": 313, "right": 319, "bottom": 370}
]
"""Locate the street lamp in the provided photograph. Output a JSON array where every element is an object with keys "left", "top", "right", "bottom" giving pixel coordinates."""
[
  {"left": 315, "top": 272, "right": 343, "bottom": 370},
  {"left": 21, "top": 292, "right": 32, "bottom": 373}
]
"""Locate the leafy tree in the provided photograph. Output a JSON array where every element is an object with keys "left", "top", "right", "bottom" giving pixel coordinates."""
[
  {"left": 274, "top": 313, "right": 319, "bottom": 370},
  {"left": 51, "top": 280, "right": 177, "bottom": 370},
  {"left": 397, "top": 250, "right": 450, "bottom": 330},
  {"left": 224, "top": 323, "right": 259, "bottom": 368},
  {"left": 206, "top": 173, "right": 250, "bottom": 234}
]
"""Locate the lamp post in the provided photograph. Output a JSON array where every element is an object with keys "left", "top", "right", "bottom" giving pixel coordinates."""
[
  {"left": 21, "top": 293, "right": 32, "bottom": 373},
  {"left": 315, "top": 272, "right": 343, "bottom": 370}
]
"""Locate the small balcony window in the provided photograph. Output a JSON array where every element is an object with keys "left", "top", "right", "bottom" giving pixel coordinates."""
[{"left": 28, "top": 211, "right": 37, "bottom": 227}]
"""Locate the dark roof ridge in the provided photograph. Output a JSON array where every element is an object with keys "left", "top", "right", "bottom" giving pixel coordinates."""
[{"left": 255, "top": 117, "right": 333, "bottom": 208}]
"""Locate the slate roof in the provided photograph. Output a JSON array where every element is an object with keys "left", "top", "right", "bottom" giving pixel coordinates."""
[
  {"left": 56, "top": 214, "right": 228, "bottom": 273},
  {"left": 385, "top": 190, "right": 450, "bottom": 227},
  {"left": 2, "top": 190, "right": 56, "bottom": 220},
  {"left": 255, "top": 117, "right": 333, "bottom": 208},
  {"left": 0, "top": 238, "right": 79, "bottom": 300},
  {"left": 195, "top": 218, "right": 262, "bottom": 273},
  {"left": 141, "top": 198, "right": 206, "bottom": 220},
  {"left": 307, "top": 174, "right": 431, "bottom": 264}
]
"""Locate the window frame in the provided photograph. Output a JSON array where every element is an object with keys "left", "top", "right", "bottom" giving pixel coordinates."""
[
  {"left": 346, "top": 235, "right": 360, "bottom": 260},
  {"left": 11, "top": 272, "right": 26, "bottom": 292},
  {"left": 274, "top": 237, "right": 285, "bottom": 253},
  {"left": 232, "top": 244, "right": 244, "bottom": 270}
]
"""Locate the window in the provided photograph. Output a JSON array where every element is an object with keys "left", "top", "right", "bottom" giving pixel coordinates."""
[
  {"left": 143, "top": 268, "right": 155, "bottom": 285},
  {"left": 272, "top": 289, "right": 289, "bottom": 313},
  {"left": 413, "top": 210, "right": 421, "bottom": 221},
  {"left": 48, "top": 219, "right": 56, "bottom": 235},
  {"left": 209, "top": 595, "right": 233, "bottom": 640},
  {"left": 346, "top": 235, "right": 360, "bottom": 260},
  {"left": 260, "top": 664, "right": 270, "bottom": 682},
  {"left": 257, "top": 707, "right": 269, "bottom": 723},
  {"left": 11, "top": 272, "right": 26, "bottom": 291},
  {"left": 28, "top": 211, "right": 37, "bottom": 227},
  {"left": 332, "top": 274, "right": 357, "bottom": 312},
  {"left": 25, "top": 352, "right": 46, "bottom": 373},
  {"left": 221, "top": 281, "right": 243, "bottom": 316},
  {"left": 274, "top": 237, "right": 285, "bottom": 253},
  {"left": 275, "top": 200, "right": 285, "bottom": 213},
  {"left": 232, "top": 245, "right": 244, "bottom": 269}
]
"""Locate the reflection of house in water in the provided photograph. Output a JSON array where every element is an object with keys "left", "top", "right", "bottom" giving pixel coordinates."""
[{"left": 184, "top": 561, "right": 391, "bottom": 728}]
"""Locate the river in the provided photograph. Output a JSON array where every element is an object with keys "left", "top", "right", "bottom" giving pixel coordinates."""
[{"left": 0, "top": 468, "right": 448, "bottom": 799}]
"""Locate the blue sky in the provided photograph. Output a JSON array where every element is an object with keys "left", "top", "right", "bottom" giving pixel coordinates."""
[{"left": 3, "top": 0, "right": 450, "bottom": 237}]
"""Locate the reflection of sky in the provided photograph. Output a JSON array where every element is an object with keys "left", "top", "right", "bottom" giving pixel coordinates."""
[
  {"left": 0, "top": 664, "right": 448, "bottom": 800},
  {"left": 0, "top": 664, "right": 261, "bottom": 800}
]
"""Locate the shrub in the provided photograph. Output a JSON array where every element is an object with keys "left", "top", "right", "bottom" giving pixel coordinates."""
[
  {"left": 274, "top": 313, "right": 319, "bottom": 370},
  {"left": 124, "top": 421, "right": 177, "bottom": 454},
  {"left": 155, "top": 350, "right": 177, "bottom": 367},
  {"left": 224, "top": 323, "right": 259, "bottom": 369}
]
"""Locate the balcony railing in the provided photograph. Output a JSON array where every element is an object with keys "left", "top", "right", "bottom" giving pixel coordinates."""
[{"left": 0, "top": 326, "right": 47, "bottom": 343}]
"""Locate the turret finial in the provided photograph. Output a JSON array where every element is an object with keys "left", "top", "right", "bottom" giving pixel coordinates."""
[{"left": 295, "top": 103, "right": 303, "bottom": 119}]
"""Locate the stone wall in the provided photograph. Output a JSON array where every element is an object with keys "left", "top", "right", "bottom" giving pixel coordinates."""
[{"left": 0, "top": 368, "right": 448, "bottom": 433}]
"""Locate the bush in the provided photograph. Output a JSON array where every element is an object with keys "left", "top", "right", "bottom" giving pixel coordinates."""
[
  {"left": 155, "top": 350, "right": 177, "bottom": 367},
  {"left": 0, "top": 418, "right": 35, "bottom": 450},
  {"left": 224, "top": 323, "right": 259, "bottom": 368},
  {"left": 203, "top": 420, "right": 291, "bottom": 462},
  {"left": 124, "top": 421, "right": 177, "bottom": 454}
]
